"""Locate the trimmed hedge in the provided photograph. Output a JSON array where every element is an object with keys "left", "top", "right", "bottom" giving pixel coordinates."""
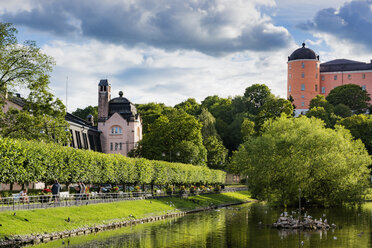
[{"left": 0, "top": 137, "right": 226, "bottom": 185}]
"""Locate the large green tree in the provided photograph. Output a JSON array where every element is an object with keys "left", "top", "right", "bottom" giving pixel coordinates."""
[
  {"left": 174, "top": 98, "right": 201, "bottom": 116},
  {"left": 0, "top": 23, "right": 69, "bottom": 144},
  {"left": 231, "top": 116, "right": 371, "bottom": 206},
  {"left": 135, "top": 109, "right": 207, "bottom": 165},
  {"left": 326, "top": 84, "right": 370, "bottom": 113},
  {"left": 243, "top": 84, "right": 274, "bottom": 115}
]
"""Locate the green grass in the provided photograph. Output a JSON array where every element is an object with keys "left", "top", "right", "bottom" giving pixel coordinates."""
[{"left": 0, "top": 191, "right": 252, "bottom": 238}]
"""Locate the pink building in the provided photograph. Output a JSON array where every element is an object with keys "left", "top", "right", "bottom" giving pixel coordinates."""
[
  {"left": 287, "top": 43, "right": 372, "bottom": 115},
  {"left": 97, "top": 79, "right": 142, "bottom": 156}
]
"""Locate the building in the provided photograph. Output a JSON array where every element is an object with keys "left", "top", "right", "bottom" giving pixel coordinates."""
[
  {"left": 287, "top": 43, "right": 372, "bottom": 115},
  {"left": 97, "top": 79, "right": 142, "bottom": 156}
]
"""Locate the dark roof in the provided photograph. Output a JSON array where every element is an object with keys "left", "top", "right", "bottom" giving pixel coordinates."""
[
  {"left": 98, "top": 79, "right": 109, "bottom": 86},
  {"left": 288, "top": 43, "right": 318, "bottom": 61},
  {"left": 65, "top": 112, "right": 98, "bottom": 130},
  {"left": 108, "top": 92, "right": 137, "bottom": 120},
  {"left": 320, "top": 59, "right": 372, "bottom": 72}
]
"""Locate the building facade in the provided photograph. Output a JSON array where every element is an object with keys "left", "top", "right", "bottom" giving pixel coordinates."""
[
  {"left": 287, "top": 43, "right": 372, "bottom": 115},
  {"left": 97, "top": 79, "right": 142, "bottom": 156}
]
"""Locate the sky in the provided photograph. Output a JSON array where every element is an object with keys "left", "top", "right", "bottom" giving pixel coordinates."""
[{"left": 1, "top": 0, "right": 372, "bottom": 113}]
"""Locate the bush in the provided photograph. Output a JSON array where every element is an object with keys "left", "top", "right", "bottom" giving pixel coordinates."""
[{"left": 231, "top": 115, "right": 371, "bottom": 207}]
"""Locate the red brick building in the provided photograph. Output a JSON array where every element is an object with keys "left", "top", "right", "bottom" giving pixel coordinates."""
[{"left": 287, "top": 43, "right": 372, "bottom": 115}]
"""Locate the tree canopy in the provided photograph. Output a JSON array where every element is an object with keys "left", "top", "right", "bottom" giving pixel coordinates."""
[
  {"left": 231, "top": 115, "right": 371, "bottom": 206},
  {"left": 326, "top": 84, "right": 370, "bottom": 113},
  {"left": 0, "top": 23, "right": 69, "bottom": 144}
]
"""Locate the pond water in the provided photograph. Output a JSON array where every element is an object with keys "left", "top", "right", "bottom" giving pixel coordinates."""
[{"left": 32, "top": 202, "right": 372, "bottom": 248}]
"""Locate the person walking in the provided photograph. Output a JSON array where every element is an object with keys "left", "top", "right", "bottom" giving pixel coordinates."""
[{"left": 51, "top": 180, "right": 62, "bottom": 203}]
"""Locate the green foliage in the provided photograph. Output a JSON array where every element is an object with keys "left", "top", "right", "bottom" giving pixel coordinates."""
[
  {"left": 241, "top": 118, "right": 255, "bottom": 141},
  {"left": 0, "top": 137, "right": 226, "bottom": 186},
  {"left": 306, "top": 107, "right": 331, "bottom": 127},
  {"left": 326, "top": 84, "right": 370, "bottom": 113},
  {"left": 0, "top": 23, "right": 68, "bottom": 144},
  {"left": 231, "top": 116, "right": 371, "bottom": 206},
  {"left": 309, "top": 95, "right": 334, "bottom": 114},
  {"left": 337, "top": 114, "right": 372, "bottom": 154},
  {"left": 136, "top": 102, "right": 171, "bottom": 133},
  {"left": 203, "top": 136, "right": 228, "bottom": 170},
  {"left": 198, "top": 108, "right": 218, "bottom": 140},
  {"left": 137, "top": 109, "right": 207, "bottom": 165},
  {"left": 72, "top": 105, "right": 98, "bottom": 125},
  {"left": 243, "top": 84, "right": 274, "bottom": 115},
  {"left": 334, "top": 103, "right": 352, "bottom": 118},
  {"left": 255, "top": 97, "right": 293, "bottom": 129},
  {"left": 174, "top": 98, "right": 201, "bottom": 116}
]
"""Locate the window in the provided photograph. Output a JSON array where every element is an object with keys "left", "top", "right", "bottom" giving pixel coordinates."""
[
  {"left": 301, "top": 84, "right": 305, "bottom": 91},
  {"left": 288, "top": 85, "right": 291, "bottom": 92},
  {"left": 119, "top": 143, "right": 122, "bottom": 150},
  {"left": 321, "top": 76, "right": 325, "bottom": 81},
  {"left": 301, "top": 102, "right": 305, "bottom": 107},
  {"left": 75, "top": 131, "right": 82, "bottom": 149},
  {"left": 301, "top": 72, "right": 305, "bottom": 78},
  {"left": 316, "top": 73, "right": 318, "bottom": 79},
  {"left": 301, "top": 62, "right": 304, "bottom": 68},
  {"left": 289, "top": 74, "right": 292, "bottom": 79},
  {"left": 100, "top": 86, "right": 104, "bottom": 91},
  {"left": 70, "top": 130, "right": 75, "bottom": 148},
  {"left": 362, "top": 85, "right": 366, "bottom": 91},
  {"left": 321, "top": 87, "right": 325, "bottom": 93},
  {"left": 115, "top": 143, "right": 118, "bottom": 151},
  {"left": 315, "top": 84, "right": 318, "bottom": 91},
  {"left": 334, "top": 75, "right": 337, "bottom": 80},
  {"left": 348, "top": 74, "right": 351, "bottom": 80},
  {"left": 111, "top": 126, "right": 122, "bottom": 134},
  {"left": 110, "top": 143, "right": 113, "bottom": 151},
  {"left": 301, "top": 95, "right": 304, "bottom": 98},
  {"left": 82, "top": 133, "right": 88, "bottom": 149},
  {"left": 104, "top": 86, "right": 107, "bottom": 91},
  {"left": 363, "top": 74, "right": 366, "bottom": 79},
  {"left": 316, "top": 63, "right": 319, "bottom": 68},
  {"left": 289, "top": 64, "right": 292, "bottom": 70}
]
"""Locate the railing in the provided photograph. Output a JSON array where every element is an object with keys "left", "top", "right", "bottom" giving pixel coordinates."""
[{"left": 0, "top": 187, "right": 248, "bottom": 212}]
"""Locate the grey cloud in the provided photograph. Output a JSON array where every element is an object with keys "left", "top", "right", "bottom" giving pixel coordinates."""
[
  {"left": 298, "top": 0, "right": 372, "bottom": 49},
  {"left": 0, "top": 0, "right": 292, "bottom": 55}
]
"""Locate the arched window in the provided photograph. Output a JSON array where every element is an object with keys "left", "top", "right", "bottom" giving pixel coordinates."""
[{"left": 111, "top": 126, "right": 122, "bottom": 134}]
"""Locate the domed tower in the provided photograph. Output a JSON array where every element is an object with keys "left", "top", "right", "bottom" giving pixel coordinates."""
[{"left": 287, "top": 43, "right": 320, "bottom": 115}]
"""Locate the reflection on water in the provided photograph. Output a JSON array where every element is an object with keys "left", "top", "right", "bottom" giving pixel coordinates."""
[{"left": 32, "top": 202, "right": 372, "bottom": 248}]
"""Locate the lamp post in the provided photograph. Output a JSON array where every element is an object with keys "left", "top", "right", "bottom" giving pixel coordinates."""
[{"left": 162, "top": 151, "right": 180, "bottom": 162}]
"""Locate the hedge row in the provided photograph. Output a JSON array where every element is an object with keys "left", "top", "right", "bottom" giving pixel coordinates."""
[{"left": 0, "top": 137, "right": 226, "bottom": 185}]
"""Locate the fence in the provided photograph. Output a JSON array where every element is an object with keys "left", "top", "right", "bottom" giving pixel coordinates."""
[{"left": 0, "top": 187, "right": 248, "bottom": 212}]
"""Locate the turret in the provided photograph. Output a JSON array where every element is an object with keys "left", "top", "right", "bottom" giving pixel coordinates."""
[
  {"left": 287, "top": 43, "right": 320, "bottom": 114},
  {"left": 98, "top": 79, "right": 111, "bottom": 122}
]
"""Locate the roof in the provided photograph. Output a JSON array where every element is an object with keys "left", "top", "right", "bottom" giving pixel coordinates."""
[
  {"left": 108, "top": 91, "right": 138, "bottom": 121},
  {"left": 98, "top": 79, "right": 109, "bottom": 86},
  {"left": 288, "top": 43, "right": 318, "bottom": 61},
  {"left": 65, "top": 112, "right": 98, "bottom": 131},
  {"left": 320, "top": 59, "right": 372, "bottom": 72}
]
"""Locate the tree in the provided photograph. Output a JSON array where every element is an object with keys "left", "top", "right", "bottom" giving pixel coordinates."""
[
  {"left": 135, "top": 109, "right": 207, "bottom": 165},
  {"left": 241, "top": 118, "right": 255, "bottom": 141},
  {"left": 337, "top": 114, "right": 372, "bottom": 154},
  {"left": 334, "top": 103, "right": 352, "bottom": 118},
  {"left": 72, "top": 106, "right": 98, "bottom": 125},
  {"left": 0, "top": 23, "right": 68, "bottom": 144},
  {"left": 306, "top": 107, "right": 331, "bottom": 127},
  {"left": 309, "top": 95, "right": 334, "bottom": 114},
  {"left": 243, "top": 84, "right": 274, "bottom": 115},
  {"left": 255, "top": 97, "right": 293, "bottom": 129},
  {"left": 231, "top": 116, "right": 371, "bottom": 206},
  {"left": 0, "top": 23, "right": 55, "bottom": 104},
  {"left": 174, "top": 98, "right": 201, "bottom": 116},
  {"left": 203, "top": 136, "right": 228, "bottom": 170},
  {"left": 136, "top": 102, "right": 172, "bottom": 134},
  {"left": 326, "top": 84, "right": 370, "bottom": 113},
  {"left": 198, "top": 108, "right": 218, "bottom": 140}
]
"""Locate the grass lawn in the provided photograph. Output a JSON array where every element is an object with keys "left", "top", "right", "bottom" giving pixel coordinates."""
[{"left": 0, "top": 191, "right": 253, "bottom": 238}]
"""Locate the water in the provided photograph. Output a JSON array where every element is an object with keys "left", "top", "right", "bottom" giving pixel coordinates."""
[{"left": 32, "top": 202, "right": 372, "bottom": 248}]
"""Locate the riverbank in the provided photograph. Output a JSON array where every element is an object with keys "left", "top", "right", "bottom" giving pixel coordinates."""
[{"left": 0, "top": 191, "right": 253, "bottom": 246}]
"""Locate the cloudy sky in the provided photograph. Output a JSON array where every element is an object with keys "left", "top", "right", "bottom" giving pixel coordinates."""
[{"left": 1, "top": 0, "right": 371, "bottom": 112}]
